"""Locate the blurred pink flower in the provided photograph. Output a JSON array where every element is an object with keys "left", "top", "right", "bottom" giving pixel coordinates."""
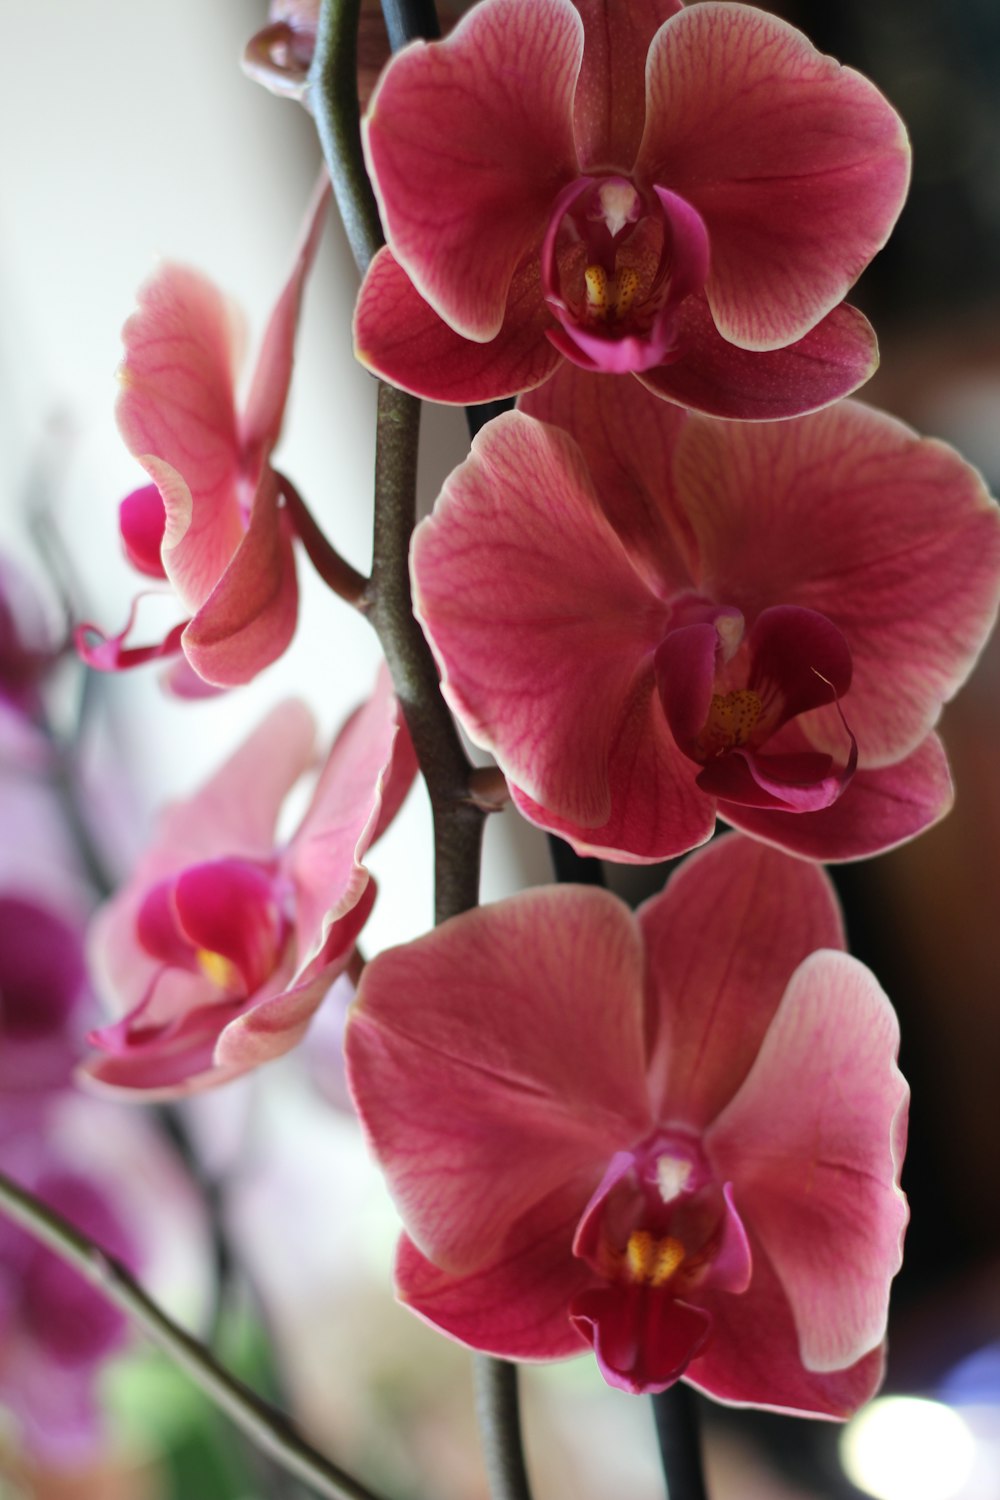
[
  {"left": 76, "top": 175, "right": 330, "bottom": 693},
  {"left": 412, "top": 366, "right": 1000, "bottom": 862},
  {"left": 347, "top": 835, "right": 909, "bottom": 1411},
  {"left": 354, "top": 0, "right": 909, "bottom": 417},
  {"left": 82, "top": 668, "right": 416, "bottom": 1097},
  {"left": 0, "top": 895, "right": 92, "bottom": 1101}
]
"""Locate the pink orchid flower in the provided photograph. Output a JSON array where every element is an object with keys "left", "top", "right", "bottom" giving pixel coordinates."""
[
  {"left": 346, "top": 834, "right": 908, "bottom": 1412},
  {"left": 412, "top": 365, "right": 1000, "bottom": 863},
  {"left": 76, "top": 175, "right": 330, "bottom": 693},
  {"left": 81, "top": 668, "right": 416, "bottom": 1098},
  {"left": 354, "top": 0, "right": 910, "bottom": 418}
]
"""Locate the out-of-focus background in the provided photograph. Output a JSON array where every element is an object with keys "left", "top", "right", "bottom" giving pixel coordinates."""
[{"left": 0, "top": 1, "right": 998, "bottom": 1497}]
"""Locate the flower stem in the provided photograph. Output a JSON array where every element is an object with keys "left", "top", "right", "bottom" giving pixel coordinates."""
[
  {"left": 310, "top": 0, "right": 383, "bottom": 275},
  {"left": 651, "top": 1384, "right": 709, "bottom": 1500},
  {"left": 0, "top": 1169, "right": 389, "bottom": 1500},
  {"left": 473, "top": 1357, "right": 534, "bottom": 1500}
]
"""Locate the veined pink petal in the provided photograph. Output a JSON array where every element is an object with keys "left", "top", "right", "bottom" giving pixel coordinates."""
[
  {"left": 637, "top": 297, "right": 880, "bottom": 419},
  {"left": 686, "top": 1226, "right": 886, "bottom": 1418},
  {"left": 636, "top": 5, "right": 910, "bottom": 349},
  {"left": 571, "top": 1284, "right": 711, "bottom": 1394},
  {"left": 346, "top": 887, "right": 652, "bottom": 1274},
  {"left": 180, "top": 469, "right": 298, "bottom": 687},
  {"left": 147, "top": 456, "right": 240, "bottom": 615},
  {"left": 287, "top": 664, "right": 414, "bottom": 964},
  {"left": 570, "top": 0, "right": 683, "bottom": 170},
  {"left": 721, "top": 731, "right": 954, "bottom": 861},
  {"left": 396, "top": 1181, "right": 595, "bottom": 1360},
  {"left": 674, "top": 401, "right": 1000, "bottom": 765},
  {"left": 354, "top": 247, "right": 561, "bottom": 403},
  {"left": 362, "top": 0, "right": 583, "bottom": 340},
  {"left": 518, "top": 361, "right": 693, "bottom": 597},
  {"left": 241, "top": 172, "right": 331, "bottom": 467},
  {"left": 707, "top": 951, "right": 908, "bottom": 1373},
  {"left": 412, "top": 412, "right": 670, "bottom": 828},
  {"left": 508, "top": 677, "right": 716, "bottom": 864},
  {"left": 640, "top": 834, "right": 844, "bottom": 1130},
  {"left": 116, "top": 267, "right": 246, "bottom": 610}
]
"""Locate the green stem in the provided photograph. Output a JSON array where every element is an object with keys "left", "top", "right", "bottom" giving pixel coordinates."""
[
  {"left": 0, "top": 1171, "right": 388, "bottom": 1500},
  {"left": 310, "top": 0, "right": 383, "bottom": 275}
]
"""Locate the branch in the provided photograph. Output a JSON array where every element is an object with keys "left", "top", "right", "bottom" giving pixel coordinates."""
[
  {"left": 310, "top": 0, "right": 383, "bottom": 275},
  {"left": 0, "top": 1171, "right": 388, "bottom": 1500}
]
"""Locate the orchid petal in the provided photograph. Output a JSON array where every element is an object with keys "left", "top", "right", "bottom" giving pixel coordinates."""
[
  {"left": 354, "top": 247, "right": 561, "bottom": 403},
  {"left": 571, "top": 1284, "right": 711, "bottom": 1394},
  {"left": 637, "top": 297, "right": 879, "bottom": 419},
  {"left": 707, "top": 951, "right": 908, "bottom": 1373},
  {"left": 571, "top": 0, "right": 683, "bottom": 170},
  {"left": 676, "top": 402, "right": 1000, "bottom": 764},
  {"left": 172, "top": 859, "right": 284, "bottom": 995},
  {"left": 640, "top": 834, "right": 844, "bottom": 1130},
  {"left": 346, "top": 887, "right": 651, "bottom": 1274},
  {"left": 396, "top": 1181, "right": 594, "bottom": 1360},
  {"left": 180, "top": 469, "right": 298, "bottom": 688},
  {"left": 721, "top": 731, "right": 953, "bottom": 860},
  {"left": 74, "top": 609, "right": 186, "bottom": 675},
  {"left": 412, "top": 412, "right": 670, "bottom": 829},
  {"left": 687, "top": 1226, "right": 886, "bottom": 1417},
  {"left": 363, "top": 0, "right": 583, "bottom": 341},
  {"left": 241, "top": 172, "right": 330, "bottom": 467},
  {"left": 116, "top": 267, "right": 245, "bottom": 611},
  {"left": 518, "top": 361, "right": 693, "bottom": 596},
  {"left": 288, "top": 664, "right": 414, "bottom": 964},
  {"left": 636, "top": 4, "right": 910, "bottom": 349}
]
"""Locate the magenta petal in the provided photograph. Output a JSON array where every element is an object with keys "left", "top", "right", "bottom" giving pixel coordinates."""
[
  {"left": 288, "top": 664, "right": 414, "bottom": 963},
  {"left": 172, "top": 859, "right": 284, "bottom": 995},
  {"left": 748, "top": 606, "right": 852, "bottom": 724},
  {"left": 640, "top": 833, "right": 844, "bottom": 1130},
  {"left": 571, "top": 0, "right": 684, "bottom": 170},
  {"left": 346, "top": 886, "right": 651, "bottom": 1274},
  {"left": 396, "top": 1181, "right": 594, "bottom": 1361},
  {"left": 354, "top": 247, "right": 561, "bottom": 404},
  {"left": 706, "top": 1184, "right": 753, "bottom": 1295},
  {"left": 518, "top": 361, "right": 693, "bottom": 596},
  {"left": 700, "top": 748, "right": 847, "bottom": 812},
  {"left": 363, "top": 0, "right": 583, "bottom": 340},
  {"left": 180, "top": 469, "right": 298, "bottom": 687},
  {"left": 722, "top": 731, "right": 954, "bottom": 861},
  {"left": 687, "top": 1227, "right": 886, "bottom": 1418},
  {"left": 119, "top": 485, "right": 167, "bottom": 579},
  {"left": 637, "top": 5, "right": 910, "bottom": 348},
  {"left": 241, "top": 172, "right": 330, "bottom": 467},
  {"left": 412, "top": 411, "right": 669, "bottom": 830},
  {"left": 135, "top": 880, "right": 196, "bottom": 970},
  {"left": 212, "top": 949, "right": 364, "bottom": 1077},
  {"left": 570, "top": 1284, "right": 711, "bottom": 1394},
  {"left": 638, "top": 296, "right": 879, "bottom": 419},
  {"left": 708, "top": 951, "right": 908, "bottom": 1373}
]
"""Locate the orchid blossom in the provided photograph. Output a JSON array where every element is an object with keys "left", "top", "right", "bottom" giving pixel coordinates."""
[
  {"left": 411, "top": 365, "right": 1000, "bottom": 862},
  {"left": 81, "top": 668, "right": 416, "bottom": 1097},
  {"left": 347, "top": 834, "right": 908, "bottom": 1412},
  {"left": 76, "top": 175, "right": 330, "bottom": 693},
  {"left": 354, "top": 0, "right": 909, "bottom": 418}
]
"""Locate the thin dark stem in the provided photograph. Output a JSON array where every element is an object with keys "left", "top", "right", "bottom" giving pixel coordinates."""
[
  {"left": 651, "top": 1385, "right": 709, "bottom": 1500},
  {"left": 380, "top": 0, "right": 440, "bottom": 51},
  {"left": 472, "top": 1357, "right": 534, "bottom": 1500},
  {"left": 310, "top": 0, "right": 384, "bottom": 275},
  {"left": 281, "top": 475, "right": 370, "bottom": 605},
  {"left": 0, "top": 1171, "right": 389, "bottom": 1500}
]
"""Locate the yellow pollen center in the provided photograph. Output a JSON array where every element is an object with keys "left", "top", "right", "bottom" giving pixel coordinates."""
[
  {"left": 584, "top": 264, "right": 639, "bottom": 322},
  {"left": 696, "top": 689, "right": 763, "bottom": 759},
  {"left": 624, "top": 1230, "right": 686, "bottom": 1288},
  {"left": 196, "top": 948, "right": 243, "bottom": 993}
]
